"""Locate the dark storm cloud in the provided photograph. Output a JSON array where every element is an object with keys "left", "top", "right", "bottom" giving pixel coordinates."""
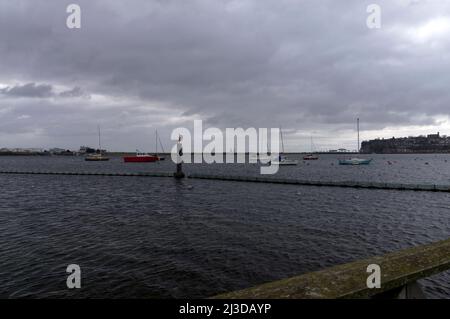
[
  {"left": 0, "top": 82, "right": 89, "bottom": 99},
  {"left": 0, "top": 0, "right": 449, "bottom": 150},
  {"left": 0, "top": 83, "right": 53, "bottom": 98}
]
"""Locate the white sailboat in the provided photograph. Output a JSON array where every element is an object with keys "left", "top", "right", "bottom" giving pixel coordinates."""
[
  {"left": 270, "top": 127, "right": 298, "bottom": 166},
  {"left": 85, "top": 125, "right": 109, "bottom": 161},
  {"left": 250, "top": 139, "right": 271, "bottom": 162},
  {"left": 303, "top": 135, "right": 319, "bottom": 160},
  {"left": 339, "top": 118, "right": 372, "bottom": 165}
]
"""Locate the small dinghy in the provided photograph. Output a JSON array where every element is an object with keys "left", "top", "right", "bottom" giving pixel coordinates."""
[{"left": 339, "top": 158, "right": 372, "bottom": 165}]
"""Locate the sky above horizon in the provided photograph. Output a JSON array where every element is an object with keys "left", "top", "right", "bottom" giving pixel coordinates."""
[{"left": 1, "top": 0, "right": 450, "bottom": 152}]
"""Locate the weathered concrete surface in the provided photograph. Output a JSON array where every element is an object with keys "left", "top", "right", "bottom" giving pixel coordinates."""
[{"left": 212, "top": 238, "right": 450, "bottom": 299}]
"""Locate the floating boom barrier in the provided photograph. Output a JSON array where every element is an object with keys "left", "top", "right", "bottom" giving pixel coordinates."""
[{"left": 0, "top": 170, "right": 449, "bottom": 193}]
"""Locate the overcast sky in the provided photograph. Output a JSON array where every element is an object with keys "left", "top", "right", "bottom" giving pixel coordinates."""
[{"left": 0, "top": 0, "right": 449, "bottom": 152}]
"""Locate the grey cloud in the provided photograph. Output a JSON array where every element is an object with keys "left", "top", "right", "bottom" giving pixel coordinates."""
[
  {"left": 0, "top": 82, "right": 89, "bottom": 100},
  {"left": 0, "top": 83, "right": 53, "bottom": 98},
  {"left": 59, "top": 87, "right": 90, "bottom": 99}
]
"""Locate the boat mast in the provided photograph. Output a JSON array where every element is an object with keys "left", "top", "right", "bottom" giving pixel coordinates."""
[
  {"left": 155, "top": 129, "right": 158, "bottom": 155},
  {"left": 280, "top": 126, "right": 285, "bottom": 154},
  {"left": 158, "top": 132, "right": 165, "bottom": 153},
  {"left": 357, "top": 118, "right": 360, "bottom": 154},
  {"left": 98, "top": 125, "right": 101, "bottom": 152}
]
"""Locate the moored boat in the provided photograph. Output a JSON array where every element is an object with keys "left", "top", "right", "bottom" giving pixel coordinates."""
[
  {"left": 303, "top": 154, "right": 319, "bottom": 160},
  {"left": 303, "top": 136, "right": 319, "bottom": 160},
  {"left": 123, "top": 151, "right": 158, "bottom": 163},
  {"left": 250, "top": 153, "right": 271, "bottom": 162},
  {"left": 85, "top": 153, "right": 109, "bottom": 161},
  {"left": 269, "top": 127, "right": 298, "bottom": 166},
  {"left": 339, "top": 118, "right": 372, "bottom": 166},
  {"left": 85, "top": 126, "right": 109, "bottom": 161},
  {"left": 339, "top": 158, "right": 372, "bottom": 165},
  {"left": 271, "top": 156, "right": 299, "bottom": 166}
]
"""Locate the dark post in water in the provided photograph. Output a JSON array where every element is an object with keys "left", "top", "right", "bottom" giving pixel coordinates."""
[{"left": 174, "top": 135, "right": 185, "bottom": 179}]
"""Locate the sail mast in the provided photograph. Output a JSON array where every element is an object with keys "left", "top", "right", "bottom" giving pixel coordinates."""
[
  {"left": 357, "top": 118, "right": 360, "bottom": 154},
  {"left": 158, "top": 132, "right": 165, "bottom": 153},
  {"left": 155, "top": 129, "right": 158, "bottom": 155},
  {"left": 280, "top": 126, "right": 285, "bottom": 154},
  {"left": 98, "top": 125, "right": 101, "bottom": 151}
]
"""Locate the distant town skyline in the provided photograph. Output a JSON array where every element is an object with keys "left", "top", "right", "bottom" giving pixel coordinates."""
[
  {"left": 0, "top": 130, "right": 446, "bottom": 154},
  {"left": 1, "top": 0, "right": 450, "bottom": 152}
]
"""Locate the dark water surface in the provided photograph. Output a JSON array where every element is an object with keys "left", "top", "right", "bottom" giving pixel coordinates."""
[{"left": 0, "top": 154, "right": 449, "bottom": 298}]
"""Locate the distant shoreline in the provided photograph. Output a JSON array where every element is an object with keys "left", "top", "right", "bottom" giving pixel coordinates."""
[{"left": 1, "top": 152, "right": 450, "bottom": 157}]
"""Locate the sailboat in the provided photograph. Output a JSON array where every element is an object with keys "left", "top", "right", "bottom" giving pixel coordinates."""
[
  {"left": 85, "top": 126, "right": 110, "bottom": 161},
  {"left": 123, "top": 150, "right": 158, "bottom": 163},
  {"left": 250, "top": 139, "right": 271, "bottom": 162},
  {"left": 123, "top": 129, "right": 164, "bottom": 163},
  {"left": 270, "top": 127, "right": 298, "bottom": 166},
  {"left": 303, "top": 135, "right": 319, "bottom": 160},
  {"left": 154, "top": 129, "right": 165, "bottom": 161},
  {"left": 339, "top": 118, "right": 372, "bottom": 165}
]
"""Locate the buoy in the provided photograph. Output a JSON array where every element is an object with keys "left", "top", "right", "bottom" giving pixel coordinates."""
[{"left": 174, "top": 135, "right": 185, "bottom": 179}]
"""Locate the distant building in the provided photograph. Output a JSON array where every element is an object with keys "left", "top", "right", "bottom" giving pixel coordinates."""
[
  {"left": 328, "top": 148, "right": 353, "bottom": 153},
  {"left": 50, "top": 148, "right": 75, "bottom": 156},
  {"left": 49, "top": 148, "right": 66, "bottom": 154},
  {"left": 361, "top": 133, "right": 450, "bottom": 154},
  {"left": 427, "top": 132, "right": 440, "bottom": 139},
  {"left": 0, "top": 148, "right": 48, "bottom": 156},
  {"left": 79, "top": 146, "right": 96, "bottom": 154}
]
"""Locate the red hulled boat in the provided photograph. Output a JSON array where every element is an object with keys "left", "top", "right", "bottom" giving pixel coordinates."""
[{"left": 123, "top": 152, "right": 158, "bottom": 163}]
